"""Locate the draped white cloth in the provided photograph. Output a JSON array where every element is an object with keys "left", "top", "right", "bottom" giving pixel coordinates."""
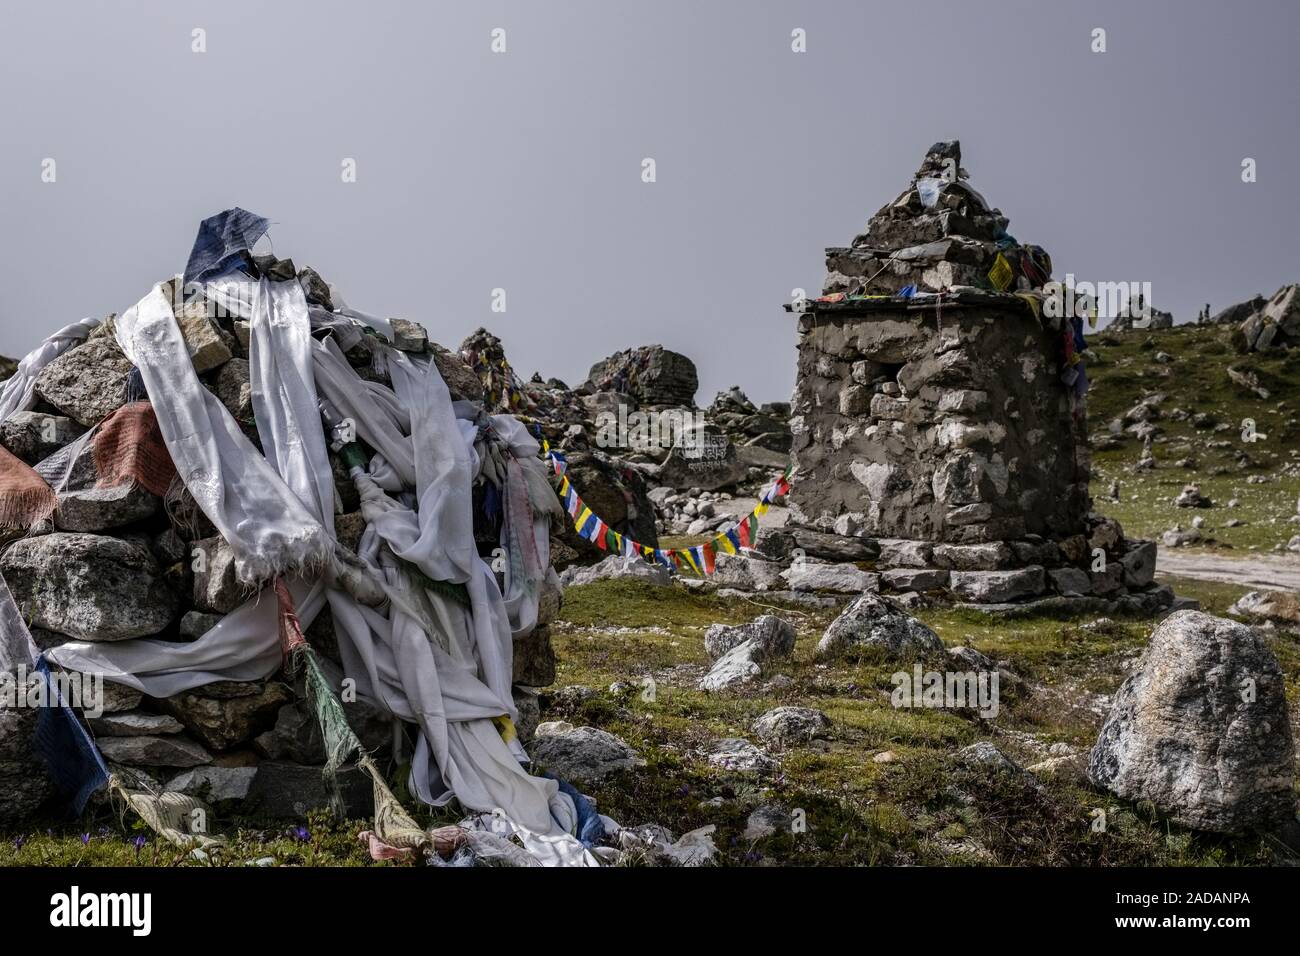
[
  {"left": 0, "top": 318, "right": 100, "bottom": 423},
  {"left": 47, "top": 278, "right": 593, "bottom": 866},
  {"left": 113, "top": 283, "right": 332, "bottom": 585}
]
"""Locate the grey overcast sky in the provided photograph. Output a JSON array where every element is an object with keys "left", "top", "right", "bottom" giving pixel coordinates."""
[{"left": 1, "top": 0, "right": 1296, "bottom": 405}]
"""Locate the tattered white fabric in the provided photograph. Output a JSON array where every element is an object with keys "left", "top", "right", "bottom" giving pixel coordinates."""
[
  {"left": 50, "top": 277, "right": 594, "bottom": 866},
  {"left": 0, "top": 318, "right": 100, "bottom": 423},
  {"left": 0, "top": 574, "right": 39, "bottom": 672},
  {"left": 111, "top": 281, "right": 331, "bottom": 585}
]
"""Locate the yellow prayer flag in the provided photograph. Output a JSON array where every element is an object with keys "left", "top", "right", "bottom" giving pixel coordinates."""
[{"left": 988, "top": 252, "right": 1013, "bottom": 292}]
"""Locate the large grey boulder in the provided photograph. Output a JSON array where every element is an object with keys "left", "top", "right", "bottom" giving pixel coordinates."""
[
  {"left": 157, "top": 680, "right": 293, "bottom": 752},
  {"left": 55, "top": 484, "right": 159, "bottom": 532},
  {"left": 191, "top": 536, "right": 248, "bottom": 613},
  {"left": 0, "top": 411, "right": 85, "bottom": 464},
  {"left": 586, "top": 345, "right": 698, "bottom": 407},
  {"left": 699, "top": 616, "right": 796, "bottom": 691},
  {"left": 703, "top": 615, "right": 796, "bottom": 660},
  {"left": 33, "top": 337, "right": 134, "bottom": 427},
  {"left": 948, "top": 566, "right": 1046, "bottom": 603},
  {"left": 1088, "top": 611, "right": 1296, "bottom": 834},
  {"left": 165, "top": 766, "right": 257, "bottom": 803},
  {"left": 781, "top": 560, "right": 880, "bottom": 594},
  {"left": 1228, "top": 590, "right": 1300, "bottom": 629},
  {"left": 560, "top": 554, "right": 670, "bottom": 587},
  {"left": 96, "top": 734, "right": 212, "bottom": 768},
  {"left": 0, "top": 533, "right": 178, "bottom": 641},
  {"left": 513, "top": 625, "right": 557, "bottom": 687},
  {"left": 655, "top": 423, "right": 747, "bottom": 491},
  {"left": 0, "top": 670, "right": 54, "bottom": 826},
  {"left": 817, "top": 592, "right": 944, "bottom": 660},
  {"left": 706, "top": 737, "right": 776, "bottom": 774},
  {"left": 752, "top": 706, "right": 831, "bottom": 748},
  {"left": 528, "top": 723, "right": 644, "bottom": 783}
]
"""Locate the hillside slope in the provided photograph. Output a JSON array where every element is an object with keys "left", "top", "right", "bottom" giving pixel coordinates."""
[{"left": 1086, "top": 324, "right": 1300, "bottom": 553}]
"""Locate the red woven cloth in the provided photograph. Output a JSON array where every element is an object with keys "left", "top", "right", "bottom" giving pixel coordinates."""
[
  {"left": 91, "top": 401, "right": 177, "bottom": 497},
  {"left": 0, "top": 444, "right": 56, "bottom": 529}
]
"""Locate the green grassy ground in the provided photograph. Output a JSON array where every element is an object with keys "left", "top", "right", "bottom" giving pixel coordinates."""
[
  {"left": 4, "top": 322, "right": 1296, "bottom": 867},
  {"left": 544, "top": 575, "right": 1300, "bottom": 867},
  {"left": 3, "top": 574, "right": 1297, "bottom": 867},
  {"left": 1087, "top": 324, "right": 1300, "bottom": 551}
]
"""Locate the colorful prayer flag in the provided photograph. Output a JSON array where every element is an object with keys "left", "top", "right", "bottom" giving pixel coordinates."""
[{"left": 988, "top": 252, "right": 1013, "bottom": 292}]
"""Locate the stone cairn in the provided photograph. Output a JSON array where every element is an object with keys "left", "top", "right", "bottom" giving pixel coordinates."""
[
  {"left": 707, "top": 142, "right": 1176, "bottom": 615},
  {"left": 0, "top": 269, "right": 565, "bottom": 827},
  {"left": 0, "top": 268, "right": 801, "bottom": 826}
]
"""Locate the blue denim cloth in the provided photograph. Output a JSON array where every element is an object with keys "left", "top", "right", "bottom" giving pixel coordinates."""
[
  {"left": 183, "top": 207, "right": 270, "bottom": 287},
  {"left": 33, "top": 655, "right": 109, "bottom": 815}
]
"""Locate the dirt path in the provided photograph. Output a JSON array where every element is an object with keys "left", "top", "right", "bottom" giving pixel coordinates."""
[{"left": 1156, "top": 549, "right": 1300, "bottom": 592}]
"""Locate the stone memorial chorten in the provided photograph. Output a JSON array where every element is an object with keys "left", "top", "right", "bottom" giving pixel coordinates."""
[{"left": 775, "top": 142, "right": 1172, "bottom": 613}]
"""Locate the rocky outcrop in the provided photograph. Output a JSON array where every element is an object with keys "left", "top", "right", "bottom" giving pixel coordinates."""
[
  {"left": 586, "top": 345, "right": 698, "bottom": 408},
  {"left": 1088, "top": 611, "right": 1296, "bottom": 834},
  {"left": 1234, "top": 283, "right": 1300, "bottom": 352}
]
